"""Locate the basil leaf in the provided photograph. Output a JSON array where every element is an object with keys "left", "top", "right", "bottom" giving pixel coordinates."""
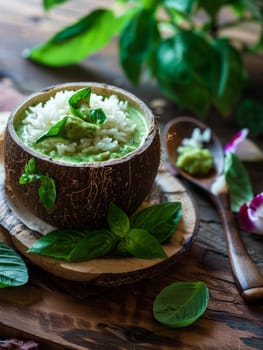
[
  {"left": 25, "top": 157, "right": 38, "bottom": 174},
  {"left": 19, "top": 173, "right": 42, "bottom": 184},
  {"left": 37, "top": 116, "right": 97, "bottom": 143},
  {"left": 153, "top": 281, "right": 209, "bottom": 327},
  {"left": 158, "top": 78, "right": 212, "bottom": 118},
  {"left": 236, "top": 99, "right": 263, "bottom": 136},
  {"left": 89, "top": 108, "right": 107, "bottom": 125},
  {"left": 29, "top": 229, "right": 116, "bottom": 262},
  {"left": 69, "top": 229, "right": 116, "bottom": 262},
  {"left": 69, "top": 87, "right": 91, "bottom": 118},
  {"left": 39, "top": 175, "right": 56, "bottom": 211},
  {"left": 43, "top": 0, "right": 69, "bottom": 11},
  {"left": 0, "top": 242, "right": 28, "bottom": 288},
  {"left": 19, "top": 158, "right": 42, "bottom": 184},
  {"left": 131, "top": 202, "right": 182, "bottom": 243},
  {"left": 163, "top": 0, "right": 196, "bottom": 14},
  {"left": 213, "top": 39, "right": 246, "bottom": 117},
  {"left": 115, "top": 239, "right": 131, "bottom": 257},
  {"left": 28, "top": 229, "right": 87, "bottom": 259},
  {"left": 36, "top": 116, "right": 68, "bottom": 143},
  {"left": 122, "top": 228, "right": 167, "bottom": 259},
  {"left": 224, "top": 152, "right": 254, "bottom": 212},
  {"left": 154, "top": 30, "right": 219, "bottom": 117},
  {"left": 233, "top": 0, "right": 263, "bottom": 23},
  {"left": 25, "top": 9, "right": 133, "bottom": 66},
  {"left": 107, "top": 202, "right": 130, "bottom": 237},
  {"left": 119, "top": 8, "right": 159, "bottom": 84},
  {"left": 19, "top": 158, "right": 57, "bottom": 211}
]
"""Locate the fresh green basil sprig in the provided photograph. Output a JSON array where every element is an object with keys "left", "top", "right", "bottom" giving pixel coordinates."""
[
  {"left": 19, "top": 158, "right": 56, "bottom": 211},
  {"left": 28, "top": 201, "right": 182, "bottom": 262},
  {"left": 68, "top": 87, "right": 107, "bottom": 124},
  {"left": 24, "top": 0, "right": 263, "bottom": 132}
]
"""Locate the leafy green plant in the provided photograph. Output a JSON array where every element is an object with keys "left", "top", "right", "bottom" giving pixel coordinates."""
[
  {"left": 19, "top": 158, "right": 56, "bottom": 211},
  {"left": 0, "top": 242, "right": 29, "bottom": 288},
  {"left": 153, "top": 281, "right": 209, "bottom": 327},
  {"left": 28, "top": 201, "right": 182, "bottom": 262},
  {"left": 24, "top": 0, "right": 263, "bottom": 131}
]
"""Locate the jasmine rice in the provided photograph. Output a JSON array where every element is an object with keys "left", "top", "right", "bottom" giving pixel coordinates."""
[{"left": 16, "top": 89, "right": 149, "bottom": 163}]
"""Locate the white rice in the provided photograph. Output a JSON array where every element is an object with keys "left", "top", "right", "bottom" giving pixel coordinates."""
[{"left": 19, "top": 90, "right": 147, "bottom": 160}]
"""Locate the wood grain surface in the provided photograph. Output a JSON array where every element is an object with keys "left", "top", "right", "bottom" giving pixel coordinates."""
[{"left": 0, "top": 1, "right": 263, "bottom": 349}]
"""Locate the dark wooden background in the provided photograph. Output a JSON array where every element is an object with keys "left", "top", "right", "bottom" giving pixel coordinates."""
[{"left": 0, "top": 1, "right": 263, "bottom": 349}]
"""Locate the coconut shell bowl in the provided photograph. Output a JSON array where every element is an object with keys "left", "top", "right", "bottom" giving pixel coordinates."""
[{"left": 4, "top": 82, "right": 160, "bottom": 230}]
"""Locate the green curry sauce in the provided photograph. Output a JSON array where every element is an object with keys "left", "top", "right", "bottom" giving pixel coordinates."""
[{"left": 16, "top": 103, "right": 149, "bottom": 163}]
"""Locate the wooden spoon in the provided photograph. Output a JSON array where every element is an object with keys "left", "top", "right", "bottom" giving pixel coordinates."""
[{"left": 164, "top": 116, "right": 263, "bottom": 302}]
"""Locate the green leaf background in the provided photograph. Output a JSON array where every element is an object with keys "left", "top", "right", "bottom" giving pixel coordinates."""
[
  {"left": 26, "top": 0, "right": 263, "bottom": 126},
  {"left": 25, "top": 8, "right": 134, "bottom": 66}
]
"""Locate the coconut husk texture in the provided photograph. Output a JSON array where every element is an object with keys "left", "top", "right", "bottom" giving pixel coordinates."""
[{"left": 4, "top": 83, "right": 161, "bottom": 229}]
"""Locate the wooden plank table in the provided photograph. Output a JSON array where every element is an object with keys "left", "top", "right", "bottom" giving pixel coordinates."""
[{"left": 0, "top": 1, "right": 263, "bottom": 349}]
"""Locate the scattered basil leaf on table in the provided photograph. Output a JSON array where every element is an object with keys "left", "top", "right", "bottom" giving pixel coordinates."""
[
  {"left": 0, "top": 242, "right": 29, "bottom": 288},
  {"left": 153, "top": 281, "right": 209, "bottom": 327},
  {"left": 224, "top": 152, "right": 254, "bottom": 212},
  {"left": 19, "top": 158, "right": 57, "bottom": 211}
]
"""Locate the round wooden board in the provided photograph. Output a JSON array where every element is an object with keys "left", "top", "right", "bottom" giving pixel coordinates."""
[
  {"left": 0, "top": 112, "right": 199, "bottom": 286},
  {"left": 0, "top": 168, "right": 198, "bottom": 286}
]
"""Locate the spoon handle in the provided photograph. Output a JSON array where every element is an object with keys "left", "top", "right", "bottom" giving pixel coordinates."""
[{"left": 213, "top": 191, "right": 263, "bottom": 302}]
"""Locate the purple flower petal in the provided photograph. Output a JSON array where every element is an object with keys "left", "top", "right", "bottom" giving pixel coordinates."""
[
  {"left": 224, "top": 129, "right": 263, "bottom": 161},
  {"left": 224, "top": 129, "right": 248, "bottom": 154},
  {"left": 238, "top": 192, "right": 263, "bottom": 234},
  {"left": 250, "top": 193, "right": 263, "bottom": 212}
]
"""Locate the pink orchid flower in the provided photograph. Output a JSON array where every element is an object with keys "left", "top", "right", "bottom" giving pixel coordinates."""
[
  {"left": 238, "top": 193, "right": 263, "bottom": 234},
  {"left": 224, "top": 129, "right": 263, "bottom": 161}
]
